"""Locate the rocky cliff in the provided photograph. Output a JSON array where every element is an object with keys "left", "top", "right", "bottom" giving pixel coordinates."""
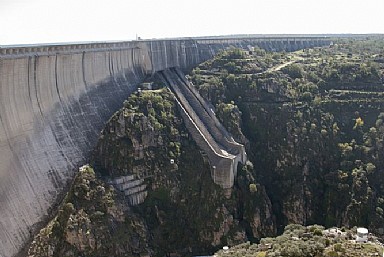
[
  {"left": 27, "top": 165, "right": 150, "bottom": 257},
  {"left": 28, "top": 87, "right": 275, "bottom": 256}
]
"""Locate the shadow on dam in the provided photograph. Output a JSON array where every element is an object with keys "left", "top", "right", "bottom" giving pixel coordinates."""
[{"left": 0, "top": 62, "right": 145, "bottom": 257}]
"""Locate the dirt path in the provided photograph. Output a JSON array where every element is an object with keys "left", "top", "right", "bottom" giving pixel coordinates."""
[{"left": 265, "top": 55, "right": 303, "bottom": 74}]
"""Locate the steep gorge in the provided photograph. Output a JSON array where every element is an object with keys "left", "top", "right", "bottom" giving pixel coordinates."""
[
  {"left": 0, "top": 36, "right": 330, "bottom": 257},
  {"left": 25, "top": 37, "right": 384, "bottom": 257}
]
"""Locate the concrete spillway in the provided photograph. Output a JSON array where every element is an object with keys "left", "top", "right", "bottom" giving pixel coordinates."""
[
  {"left": 160, "top": 68, "right": 246, "bottom": 188},
  {"left": 173, "top": 68, "right": 246, "bottom": 163},
  {"left": 0, "top": 36, "right": 330, "bottom": 257}
]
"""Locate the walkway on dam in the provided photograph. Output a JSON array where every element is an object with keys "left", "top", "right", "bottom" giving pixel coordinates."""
[{"left": 159, "top": 68, "right": 246, "bottom": 188}]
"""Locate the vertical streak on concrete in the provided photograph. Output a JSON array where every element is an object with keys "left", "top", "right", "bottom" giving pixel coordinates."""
[
  {"left": 108, "top": 51, "right": 113, "bottom": 80},
  {"left": 27, "top": 57, "right": 32, "bottom": 104},
  {"left": 164, "top": 41, "right": 168, "bottom": 68},
  {"left": 33, "top": 57, "right": 44, "bottom": 118},
  {"left": 55, "top": 55, "right": 62, "bottom": 103},
  {"left": 81, "top": 51, "right": 88, "bottom": 89}
]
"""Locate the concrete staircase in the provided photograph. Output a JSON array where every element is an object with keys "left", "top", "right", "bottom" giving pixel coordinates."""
[
  {"left": 109, "top": 175, "right": 148, "bottom": 205},
  {"left": 159, "top": 68, "right": 247, "bottom": 188}
]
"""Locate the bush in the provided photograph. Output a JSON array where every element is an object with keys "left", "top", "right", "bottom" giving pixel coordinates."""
[
  {"left": 334, "top": 243, "right": 343, "bottom": 252},
  {"left": 327, "top": 251, "right": 338, "bottom": 257},
  {"left": 249, "top": 183, "right": 257, "bottom": 193},
  {"left": 314, "top": 229, "right": 323, "bottom": 236},
  {"left": 281, "top": 64, "right": 304, "bottom": 79}
]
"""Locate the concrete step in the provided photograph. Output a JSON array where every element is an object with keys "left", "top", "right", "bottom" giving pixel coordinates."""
[{"left": 108, "top": 174, "right": 147, "bottom": 206}]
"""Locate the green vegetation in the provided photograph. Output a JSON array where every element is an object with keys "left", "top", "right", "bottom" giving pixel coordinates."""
[
  {"left": 92, "top": 88, "right": 182, "bottom": 177},
  {"left": 190, "top": 38, "right": 384, "bottom": 234},
  {"left": 28, "top": 165, "right": 149, "bottom": 257},
  {"left": 215, "top": 101, "right": 245, "bottom": 141},
  {"left": 215, "top": 224, "right": 383, "bottom": 257},
  {"left": 30, "top": 87, "right": 274, "bottom": 257}
]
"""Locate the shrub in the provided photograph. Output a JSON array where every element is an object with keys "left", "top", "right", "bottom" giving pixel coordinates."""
[
  {"left": 327, "top": 251, "right": 338, "bottom": 257},
  {"left": 256, "top": 252, "right": 267, "bottom": 257},
  {"left": 249, "top": 183, "right": 257, "bottom": 193},
  {"left": 334, "top": 243, "right": 343, "bottom": 252},
  {"left": 314, "top": 229, "right": 323, "bottom": 236},
  {"left": 281, "top": 64, "right": 304, "bottom": 79}
]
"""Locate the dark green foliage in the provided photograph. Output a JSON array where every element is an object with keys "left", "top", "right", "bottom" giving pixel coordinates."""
[
  {"left": 215, "top": 224, "right": 382, "bottom": 257},
  {"left": 190, "top": 38, "right": 384, "bottom": 235},
  {"left": 28, "top": 165, "right": 149, "bottom": 257},
  {"left": 92, "top": 88, "right": 265, "bottom": 256},
  {"left": 92, "top": 88, "right": 182, "bottom": 177},
  {"left": 215, "top": 101, "right": 245, "bottom": 141},
  {"left": 281, "top": 63, "right": 304, "bottom": 79}
]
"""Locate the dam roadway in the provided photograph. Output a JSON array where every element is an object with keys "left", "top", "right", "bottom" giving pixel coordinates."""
[{"left": 0, "top": 35, "right": 330, "bottom": 257}]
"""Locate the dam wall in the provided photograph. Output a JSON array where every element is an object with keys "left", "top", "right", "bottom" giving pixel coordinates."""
[{"left": 0, "top": 36, "right": 330, "bottom": 257}]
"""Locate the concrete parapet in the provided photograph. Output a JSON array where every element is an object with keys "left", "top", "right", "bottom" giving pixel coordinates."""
[{"left": 0, "top": 36, "right": 331, "bottom": 59}]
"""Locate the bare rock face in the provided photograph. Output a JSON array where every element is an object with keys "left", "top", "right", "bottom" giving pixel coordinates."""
[
  {"left": 65, "top": 210, "right": 97, "bottom": 252},
  {"left": 249, "top": 185, "right": 276, "bottom": 238}
]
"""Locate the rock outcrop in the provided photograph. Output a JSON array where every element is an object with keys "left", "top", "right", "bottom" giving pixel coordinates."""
[{"left": 28, "top": 87, "right": 276, "bottom": 257}]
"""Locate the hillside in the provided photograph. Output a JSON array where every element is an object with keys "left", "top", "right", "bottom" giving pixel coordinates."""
[{"left": 189, "top": 38, "right": 384, "bottom": 234}]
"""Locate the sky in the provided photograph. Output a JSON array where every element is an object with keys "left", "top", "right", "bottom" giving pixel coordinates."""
[{"left": 0, "top": 0, "right": 383, "bottom": 45}]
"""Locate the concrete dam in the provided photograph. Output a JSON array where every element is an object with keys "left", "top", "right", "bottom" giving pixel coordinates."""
[{"left": 0, "top": 36, "right": 330, "bottom": 257}]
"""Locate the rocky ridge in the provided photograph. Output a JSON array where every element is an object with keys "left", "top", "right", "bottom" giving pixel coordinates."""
[{"left": 28, "top": 87, "right": 274, "bottom": 257}]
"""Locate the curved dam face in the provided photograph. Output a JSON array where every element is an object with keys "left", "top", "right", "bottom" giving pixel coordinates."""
[{"left": 0, "top": 36, "right": 330, "bottom": 257}]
